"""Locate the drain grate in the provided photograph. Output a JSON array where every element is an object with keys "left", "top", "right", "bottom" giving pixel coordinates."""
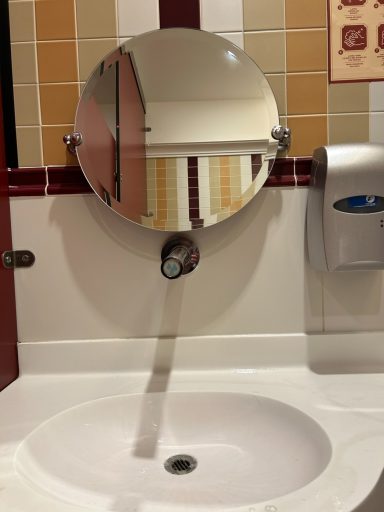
[{"left": 164, "top": 454, "right": 197, "bottom": 475}]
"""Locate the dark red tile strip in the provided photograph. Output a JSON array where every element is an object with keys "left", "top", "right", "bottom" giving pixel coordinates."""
[
  {"left": 8, "top": 167, "right": 46, "bottom": 196},
  {"left": 187, "top": 156, "right": 204, "bottom": 227},
  {"left": 159, "top": 0, "right": 200, "bottom": 29},
  {"left": 46, "top": 166, "right": 93, "bottom": 195},
  {"left": 295, "top": 157, "right": 312, "bottom": 187},
  {"left": 264, "top": 157, "right": 295, "bottom": 187}
]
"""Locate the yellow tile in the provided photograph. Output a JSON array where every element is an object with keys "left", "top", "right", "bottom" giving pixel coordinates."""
[
  {"left": 286, "top": 30, "right": 327, "bottom": 72},
  {"left": 42, "top": 125, "right": 78, "bottom": 165},
  {"left": 35, "top": 0, "right": 76, "bottom": 40},
  {"left": 9, "top": 1, "right": 35, "bottom": 42},
  {"left": 11, "top": 43, "right": 37, "bottom": 84},
  {"left": 266, "top": 74, "right": 287, "bottom": 115},
  {"left": 37, "top": 41, "right": 78, "bottom": 82},
  {"left": 287, "top": 73, "right": 327, "bottom": 115},
  {"left": 285, "top": 0, "right": 327, "bottom": 29},
  {"left": 78, "top": 39, "right": 118, "bottom": 81},
  {"left": 329, "top": 82, "right": 369, "bottom": 113},
  {"left": 13, "top": 85, "right": 40, "bottom": 125},
  {"left": 287, "top": 116, "right": 327, "bottom": 157},
  {"left": 244, "top": 0, "right": 285, "bottom": 30},
  {"left": 40, "top": 83, "right": 80, "bottom": 125},
  {"left": 16, "top": 127, "right": 43, "bottom": 166},
  {"left": 244, "top": 32, "right": 286, "bottom": 73},
  {"left": 329, "top": 114, "right": 369, "bottom": 144},
  {"left": 76, "top": 0, "right": 117, "bottom": 39}
]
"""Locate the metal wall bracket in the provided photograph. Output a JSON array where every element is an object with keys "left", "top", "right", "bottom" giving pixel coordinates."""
[
  {"left": 63, "top": 131, "right": 83, "bottom": 154},
  {"left": 271, "top": 125, "right": 292, "bottom": 151},
  {"left": 2, "top": 250, "right": 35, "bottom": 269}
]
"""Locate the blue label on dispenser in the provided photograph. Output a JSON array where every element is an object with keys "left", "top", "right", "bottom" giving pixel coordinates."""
[{"left": 347, "top": 195, "right": 376, "bottom": 208}]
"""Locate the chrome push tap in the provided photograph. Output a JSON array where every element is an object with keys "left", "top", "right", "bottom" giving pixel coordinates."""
[{"left": 161, "top": 237, "right": 200, "bottom": 279}]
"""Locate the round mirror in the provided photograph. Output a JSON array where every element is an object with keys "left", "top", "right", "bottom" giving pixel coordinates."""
[{"left": 75, "top": 28, "right": 279, "bottom": 231}]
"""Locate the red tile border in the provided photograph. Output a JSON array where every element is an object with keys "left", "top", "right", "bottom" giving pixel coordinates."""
[
  {"left": 159, "top": 0, "right": 200, "bottom": 29},
  {"left": 295, "top": 157, "right": 312, "bottom": 187},
  {"left": 46, "top": 166, "right": 92, "bottom": 195},
  {"left": 264, "top": 157, "right": 296, "bottom": 187},
  {"left": 8, "top": 167, "right": 46, "bottom": 196}
]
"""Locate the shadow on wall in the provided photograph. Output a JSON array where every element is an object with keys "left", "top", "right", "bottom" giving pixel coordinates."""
[
  {"left": 353, "top": 469, "right": 384, "bottom": 512},
  {"left": 48, "top": 188, "right": 283, "bottom": 337}
]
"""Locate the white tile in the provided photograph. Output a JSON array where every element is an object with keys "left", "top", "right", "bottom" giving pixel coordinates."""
[
  {"left": 216, "top": 32, "right": 244, "bottom": 50},
  {"left": 370, "top": 112, "right": 384, "bottom": 143},
  {"left": 10, "top": 188, "right": 322, "bottom": 342},
  {"left": 370, "top": 82, "right": 384, "bottom": 112},
  {"left": 201, "top": 0, "right": 243, "bottom": 32},
  {"left": 323, "top": 271, "right": 384, "bottom": 332},
  {"left": 117, "top": 0, "right": 159, "bottom": 37}
]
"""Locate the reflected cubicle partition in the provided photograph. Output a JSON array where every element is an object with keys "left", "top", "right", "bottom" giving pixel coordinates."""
[{"left": 75, "top": 29, "right": 279, "bottom": 231}]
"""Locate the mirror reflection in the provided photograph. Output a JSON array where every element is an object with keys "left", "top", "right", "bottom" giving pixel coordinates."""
[{"left": 75, "top": 28, "right": 279, "bottom": 231}]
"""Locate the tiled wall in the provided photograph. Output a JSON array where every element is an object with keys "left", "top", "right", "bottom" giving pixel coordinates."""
[{"left": 9, "top": 0, "right": 384, "bottom": 167}]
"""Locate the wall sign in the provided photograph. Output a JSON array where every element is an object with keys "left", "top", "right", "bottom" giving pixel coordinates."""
[{"left": 328, "top": 0, "right": 384, "bottom": 82}]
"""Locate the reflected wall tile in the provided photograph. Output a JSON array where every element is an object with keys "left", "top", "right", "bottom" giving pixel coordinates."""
[
  {"left": 9, "top": 1, "right": 35, "bottom": 42},
  {"left": 35, "top": 0, "right": 76, "bottom": 40},
  {"left": 76, "top": 0, "right": 117, "bottom": 39},
  {"left": 328, "top": 114, "right": 369, "bottom": 145},
  {"left": 287, "top": 73, "right": 327, "bottom": 115},
  {"left": 200, "top": 0, "right": 243, "bottom": 32},
  {"left": 244, "top": 32, "right": 286, "bottom": 73},
  {"left": 11, "top": 43, "right": 38, "bottom": 84},
  {"left": 42, "top": 125, "right": 78, "bottom": 165},
  {"left": 37, "top": 41, "right": 78, "bottom": 82},
  {"left": 370, "top": 82, "right": 384, "bottom": 112},
  {"left": 78, "top": 39, "right": 118, "bottom": 81},
  {"left": 216, "top": 32, "right": 244, "bottom": 49},
  {"left": 117, "top": 0, "right": 159, "bottom": 36},
  {"left": 243, "top": 0, "right": 285, "bottom": 30},
  {"left": 40, "top": 83, "right": 80, "bottom": 125},
  {"left": 265, "top": 74, "right": 286, "bottom": 116},
  {"left": 285, "top": 0, "right": 327, "bottom": 29},
  {"left": 16, "top": 127, "right": 43, "bottom": 167},
  {"left": 369, "top": 113, "right": 384, "bottom": 143},
  {"left": 329, "top": 82, "right": 369, "bottom": 114},
  {"left": 286, "top": 30, "right": 327, "bottom": 72},
  {"left": 287, "top": 116, "right": 327, "bottom": 157},
  {"left": 13, "top": 85, "right": 40, "bottom": 126}
]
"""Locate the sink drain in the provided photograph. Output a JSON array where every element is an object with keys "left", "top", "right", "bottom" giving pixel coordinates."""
[{"left": 164, "top": 454, "right": 197, "bottom": 475}]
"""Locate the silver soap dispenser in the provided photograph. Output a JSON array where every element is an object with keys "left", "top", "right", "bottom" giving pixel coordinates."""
[{"left": 306, "top": 143, "right": 384, "bottom": 271}]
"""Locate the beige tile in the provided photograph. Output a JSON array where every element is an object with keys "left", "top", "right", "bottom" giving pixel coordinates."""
[
  {"left": 78, "top": 39, "right": 118, "bottom": 81},
  {"left": 329, "top": 82, "right": 369, "bottom": 113},
  {"left": 244, "top": 0, "right": 285, "bottom": 30},
  {"left": 16, "top": 126, "right": 43, "bottom": 166},
  {"left": 286, "top": 30, "right": 327, "bottom": 72},
  {"left": 285, "top": 0, "right": 327, "bottom": 29},
  {"left": 329, "top": 114, "right": 369, "bottom": 144},
  {"left": 42, "top": 125, "right": 79, "bottom": 165},
  {"left": 287, "top": 73, "right": 327, "bottom": 115},
  {"left": 40, "top": 83, "right": 80, "bottom": 125},
  {"left": 35, "top": 0, "right": 76, "bottom": 40},
  {"left": 9, "top": 1, "right": 35, "bottom": 42},
  {"left": 76, "top": 0, "right": 117, "bottom": 39},
  {"left": 265, "top": 74, "right": 286, "bottom": 115},
  {"left": 37, "top": 41, "right": 78, "bottom": 82},
  {"left": 287, "top": 116, "right": 327, "bottom": 156},
  {"left": 11, "top": 43, "right": 37, "bottom": 84},
  {"left": 244, "top": 32, "right": 286, "bottom": 73},
  {"left": 13, "top": 85, "right": 40, "bottom": 126}
]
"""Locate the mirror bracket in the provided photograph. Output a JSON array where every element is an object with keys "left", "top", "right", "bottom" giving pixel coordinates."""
[
  {"left": 63, "top": 131, "right": 83, "bottom": 154},
  {"left": 271, "top": 125, "right": 291, "bottom": 151}
]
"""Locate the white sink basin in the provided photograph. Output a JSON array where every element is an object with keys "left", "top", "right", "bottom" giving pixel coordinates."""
[{"left": 15, "top": 392, "right": 331, "bottom": 510}]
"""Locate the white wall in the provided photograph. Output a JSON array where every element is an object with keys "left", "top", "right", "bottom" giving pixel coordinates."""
[{"left": 10, "top": 188, "right": 384, "bottom": 343}]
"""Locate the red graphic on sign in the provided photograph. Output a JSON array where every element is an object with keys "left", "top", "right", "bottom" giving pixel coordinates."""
[
  {"left": 342, "top": 25, "right": 367, "bottom": 50},
  {"left": 379, "top": 25, "right": 384, "bottom": 49},
  {"left": 378, "top": 0, "right": 384, "bottom": 4},
  {"left": 341, "top": 0, "right": 366, "bottom": 4}
]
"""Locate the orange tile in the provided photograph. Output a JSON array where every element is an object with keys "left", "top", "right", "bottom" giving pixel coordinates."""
[
  {"left": 40, "top": 83, "right": 80, "bottom": 125},
  {"left": 286, "top": 30, "right": 327, "bottom": 72},
  {"left": 35, "top": 0, "right": 76, "bottom": 40},
  {"left": 287, "top": 116, "right": 328, "bottom": 157},
  {"left": 37, "top": 41, "right": 78, "bottom": 82},
  {"left": 285, "top": 0, "right": 327, "bottom": 29},
  {"left": 287, "top": 73, "right": 327, "bottom": 115},
  {"left": 42, "top": 125, "right": 78, "bottom": 165}
]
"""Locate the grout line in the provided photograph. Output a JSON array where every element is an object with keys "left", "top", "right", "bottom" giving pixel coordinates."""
[{"left": 73, "top": 0, "right": 80, "bottom": 84}]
